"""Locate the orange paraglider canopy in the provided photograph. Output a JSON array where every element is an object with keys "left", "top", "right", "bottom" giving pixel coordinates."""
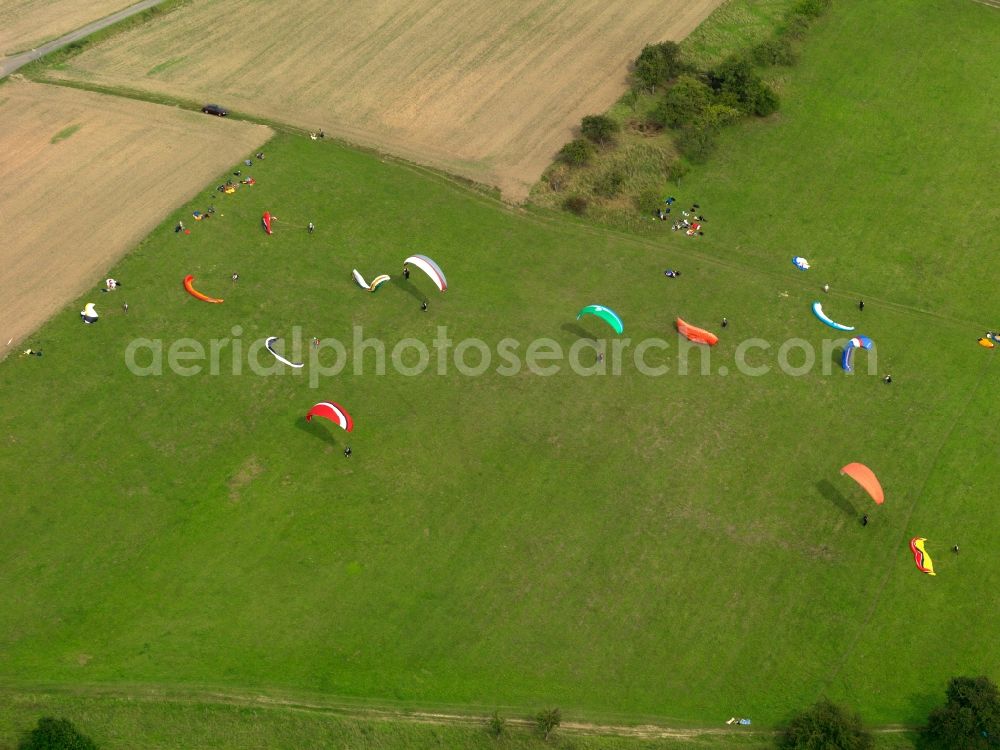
[{"left": 840, "top": 462, "right": 884, "bottom": 505}]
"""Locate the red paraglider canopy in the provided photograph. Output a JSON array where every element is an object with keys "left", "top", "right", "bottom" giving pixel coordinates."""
[
  {"left": 840, "top": 462, "right": 884, "bottom": 505},
  {"left": 262, "top": 211, "right": 273, "bottom": 235},
  {"left": 306, "top": 401, "right": 353, "bottom": 432}
]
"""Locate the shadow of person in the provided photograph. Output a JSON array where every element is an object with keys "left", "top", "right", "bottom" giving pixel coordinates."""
[{"left": 816, "top": 479, "right": 856, "bottom": 518}]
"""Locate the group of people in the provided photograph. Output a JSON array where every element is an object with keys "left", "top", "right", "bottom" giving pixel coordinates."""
[{"left": 654, "top": 197, "right": 707, "bottom": 236}]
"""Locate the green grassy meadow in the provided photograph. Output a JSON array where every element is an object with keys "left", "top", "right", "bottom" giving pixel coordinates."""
[{"left": 1, "top": 0, "right": 999, "bottom": 746}]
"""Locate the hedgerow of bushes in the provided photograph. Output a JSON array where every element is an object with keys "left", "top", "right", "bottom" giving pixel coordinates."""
[{"left": 543, "top": 0, "right": 834, "bottom": 219}]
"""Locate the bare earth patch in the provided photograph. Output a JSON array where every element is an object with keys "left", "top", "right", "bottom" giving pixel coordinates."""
[
  {"left": 228, "top": 455, "right": 264, "bottom": 502},
  {"left": 46, "top": 0, "right": 723, "bottom": 200},
  {"left": 0, "top": 80, "right": 271, "bottom": 358},
  {"left": 0, "top": 0, "right": 132, "bottom": 55}
]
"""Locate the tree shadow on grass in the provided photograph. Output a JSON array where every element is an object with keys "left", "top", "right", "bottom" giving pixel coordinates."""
[
  {"left": 816, "top": 479, "right": 857, "bottom": 519},
  {"left": 295, "top": 415, "right": 342, "bottom": 449},
  {"left": 560, "top": 322, "right": 594, "bottom": 341}
]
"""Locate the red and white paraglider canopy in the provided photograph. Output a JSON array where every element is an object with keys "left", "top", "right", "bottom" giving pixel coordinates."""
[
  {"left": 306, "top": 401, "right": 354, "bottom": 432},
  {"left": 262, "top": 211, "right": 273, "bottom": 235}
]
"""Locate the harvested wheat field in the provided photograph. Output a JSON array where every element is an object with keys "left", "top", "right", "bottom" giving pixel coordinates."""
[
  {"left": 0, "top": 0, "right": 131, "bottom": 55},
  {"left": 0, "top": 80, "right": 271, "bottom": 358},
  {"left": 47, "top": 0, "right": 723, "bottom": 200}
]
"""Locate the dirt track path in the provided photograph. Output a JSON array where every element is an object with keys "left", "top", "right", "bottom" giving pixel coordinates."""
[
  {"left": 0, "top": 682, "right": 918, "bottom": 739},
  {"left": 0, "top": 0, "right": 162, "bottom": 79}
]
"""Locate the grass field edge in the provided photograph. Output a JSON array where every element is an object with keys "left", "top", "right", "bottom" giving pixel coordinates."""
[{"left": 0, "top": 682, "right": 924, "bottom": 740}]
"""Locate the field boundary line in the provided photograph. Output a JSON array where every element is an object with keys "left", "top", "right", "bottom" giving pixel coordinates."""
[
  {"left": 821, "top": 351, "right": 996, "bottom": 692},
  {"left": 0, "top": 682, "right": 921, "bottom": 737},
  {"left": 0, "top": 682, "right": 750, "bottom": 739}
]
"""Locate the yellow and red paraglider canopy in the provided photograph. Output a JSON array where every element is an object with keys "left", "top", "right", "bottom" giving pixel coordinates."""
[{"left": 841, "top": 462, "right": 884, "bottom": 505}]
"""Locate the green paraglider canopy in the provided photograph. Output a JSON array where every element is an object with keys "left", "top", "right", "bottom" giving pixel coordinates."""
[{"left": 577, "top": 304, "right": 624, "bottom": 335}]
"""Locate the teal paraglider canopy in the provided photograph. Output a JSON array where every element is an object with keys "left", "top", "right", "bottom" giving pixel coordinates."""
[{"left": 577, "top": 305, "right": 624, "bottom": 335}]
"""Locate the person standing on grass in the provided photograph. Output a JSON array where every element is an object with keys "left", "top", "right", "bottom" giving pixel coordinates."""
[
  {"left": 859, "top": 299, "right": 865, "bottom": 311},
  {"left": 421, "top": 301, "right": 428, "bottom": 312},
  {"left": 862, "top": 514, "right": 869, "bottom": 527},
  {"left": 403, "top": 264, "right": 410, "bottom": 281},
  {"left": 722, "top": 317, "right": 728, "bottom": 328},
  {"left": 308, "top": 222, "right": 315, "bottom": 234},
  {"left": 122, "top": 303, "right": 129, "bottom": 314},
  {"left": 344, "top": 446, "right": 352, "bottom": 458}
]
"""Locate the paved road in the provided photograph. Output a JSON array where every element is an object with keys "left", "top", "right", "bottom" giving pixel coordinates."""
[{"left": 0, "top": 0, "right": 164, "bottom": 79}]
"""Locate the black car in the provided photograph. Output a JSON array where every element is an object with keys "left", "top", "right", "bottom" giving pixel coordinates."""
[{"left": 201, "top": 104, "right": 228, "bottom": 117}]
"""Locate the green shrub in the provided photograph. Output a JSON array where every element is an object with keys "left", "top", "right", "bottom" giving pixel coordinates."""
[
  {"left": 778, "top": 699, "right": 873, "bottom": 750},
  {"left": 752, "top": 84, "right": 780, "bottom": 116},
  {"left": 750, "top": 37, "right": 796, "bottom": 67},
  {"left": 651, "top": 75, "right": 712, "bottom": 129},
  {"left": 922, "top": 676, "right": 1000, "bottom": 750},
  {"left": 19, "top": 717, "right": 97, "bottom": 750},
  {"left": 793, "top": 0, "right": 832, "bottom": 19},
  {"left": 676, "top": 125, "right": 717, "bottom": 163},
  {"left": 486, "top": 711, "right": 506, "bottom": 739},
  {"left": 709, "top": 56, "right": 780, "bottom": 116},
  {"left": 581, "top": 114, "right": 620, "bottom": 145},
  {"left": 665, "top": 159, "right": 689, "bottom": 182},
  {"left": 562, "top": 195, "right": 588, "bottom": 215},
  {"left": 593, "top": 169, "right": 625, "bottom": 198},
  {"left": 633, "top": 41, "right": 686, "bottom": 91},
  {"left": 634, "top": 186, "right": 663, "bottom": 213},
  {"left": 557, "top": 138, "right": 594, "bottom": 167},
  {"left": 782, "top": 13, "right": 812, "bottom": 38},
  {"left": 535, "top": 708, "right": 561, "bottom": 740}
]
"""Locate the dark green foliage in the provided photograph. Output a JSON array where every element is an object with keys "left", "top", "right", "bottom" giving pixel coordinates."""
[
  {"left": 778, "top": 699, "right": 873, "bottom": 750},
  {"left": 622, "top": 87, "right": 642, "bottom": 112},
  {"left": 651, "top": 75, "right": 713, "bottom": 129},
  {"left": 793, "top": 0, "right": 833, "bottom": 19},
  {"left": 19, "top": 718, "right": 97, "bottom": 750},
  {"left": 752, "top": 84, "right": 780, "bottom": 116},
  {"left": 635, "top": 186, "right": 663, "bottom": 212},
  {"left": 580, "top": 114, "right": 620, "bottom": 145},
  {"left": 782, "top": 13, "right": 813, "bottom": 39},
  {"left": 633, "top": 41, "right": 685, "bottom": 91},
  {"left": 709, "top": 56, "right": 780, "bottom": 116},
  {"left": 534, "top": 708, "right": 561, "bottom": 740},
  {"left": 665, "top": 159, "right": 689, "bottom": 182},
  {"left": 676, "top": 103, "right": 741, "bottom": 161},
  {"left": 922, "top": 676, "right": 1000, "bottom": 750},
  {"left": 780, "top": 0, "right": 832, "bottom": 39},
  {"left": 558, "top": 138, "right": 595, "bottom": 166},
  {"left": 751, "top": 37, "right": 797, "bottom": 67},
  {"left": 562, "top": 195, "right": 588, "bottom": 215},
  {"left": 593, "top": 168, "right": 625, "bottom": 198},
  {"left": 485, "top": 711, "right": 506, "bottom": 739}
]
